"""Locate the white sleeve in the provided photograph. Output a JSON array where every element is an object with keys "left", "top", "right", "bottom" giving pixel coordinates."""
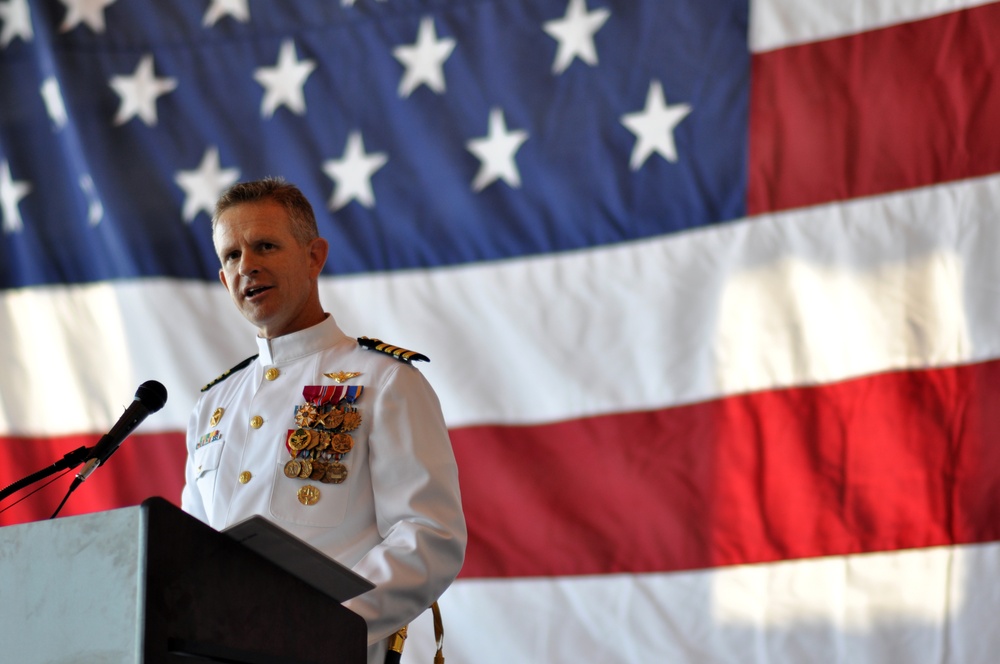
[{"left": 342, "top": 362, "right": 467, "bottom": 645}]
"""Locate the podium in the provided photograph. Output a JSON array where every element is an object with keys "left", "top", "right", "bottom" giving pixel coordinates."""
[{"left": 0, "top": 498, "right": 368, "bottom": 663}]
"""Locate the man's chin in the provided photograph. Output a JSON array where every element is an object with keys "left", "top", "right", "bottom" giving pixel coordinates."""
[{"left": 238, "top": 306, "right": 277, "bottom": 333}]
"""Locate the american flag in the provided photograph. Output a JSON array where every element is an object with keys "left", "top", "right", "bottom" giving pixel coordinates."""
[{"left": 3, "top": 0, "right": 1000, "bottom": 661}]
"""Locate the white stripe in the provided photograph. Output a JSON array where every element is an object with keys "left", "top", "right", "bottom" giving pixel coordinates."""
[
  {"left": 3, "top": 174, "right": 1000, "bottom": 434},
  {"left": 401, "top": 542, "right": 1000, "bottom": 663},
  {"left": 0, "top": 279, "right": 255, "bottom": 436},
  {"left": 338, "top": 174, "right": 1000, "bottom": 426},
  {"left": 749, "top": 0, "right": 997, "bottom": 52}
]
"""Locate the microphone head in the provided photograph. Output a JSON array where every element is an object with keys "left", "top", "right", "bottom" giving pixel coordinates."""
[{"left": 135, "top": 380, "right": 168, "bottom": 412}]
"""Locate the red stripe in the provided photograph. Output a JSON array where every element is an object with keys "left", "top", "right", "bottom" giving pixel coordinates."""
[
  {"left": 0, "top": 433, "right": 185, "bottom": 526},
  {"left": 6, "top": 361, "right": 1000, "bottom": 578},
  {"left": 747, "top": 2, "right": 1000, "bottom": 215},
  {"left": 453, "top": 359, "right": 1000, "bottom": 578}
]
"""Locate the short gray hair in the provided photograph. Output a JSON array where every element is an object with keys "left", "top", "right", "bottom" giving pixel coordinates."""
[{"left": 212, "top": 177, "right": 319, "bottom": 246}]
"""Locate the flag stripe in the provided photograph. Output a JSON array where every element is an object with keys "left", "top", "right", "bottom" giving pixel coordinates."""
[
  {"left": 748, "top": 1, "right": 1000, "bottom": 214},
  {"left": 453, "top": 358, "right": 1000, "bottom": 578},
  {"left": 749, "top": 0, "right": 998, "bottom": 52},
  {"left": 404, "top": 541, "right": 1000, "bottom": 663},
  {"left": 3, "top": 173, "right": 1000, "bottom": 436},
  {"left": 0, "top": 433, "right": 183, "bottom": 525},
  {"left": 6, "top": 357, "right": 1000, "bottom": 577}
]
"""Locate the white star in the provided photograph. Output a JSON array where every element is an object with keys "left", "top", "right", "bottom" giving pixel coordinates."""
[
  {"left": 466, "top": 108, "right": 529, "bottom": 191},
  {"left": 0, "top": 160, "right": 31, "bottom": 234},
  {"left": 40, "top": 77, "right": 68, "bottom": 129},
  {"left": 109, "top": 54, "right": 178, "bottom": 127},
  {"left": 253, "top": 39, "right": 316, "bottom": 118},
  {"left": 0, "top": 0, "right": 32, "bottom": 47},
  {"left": 59, "top": 0, "right": 116, "bottom": 34},
  {"left": 620, "top": 80, "right": 692, "bottom": 170},
  {"left": 79, "top": 173, "right": 103, "bottom": 226},
  {"left": 323, "top": 131, "right": 388, "bottom": 211},
  {"left": 174, "top": 147, "right": 241, "bottom": 223},
  {"left": 203, "top": 0, "right": 249, "bottom": 26},
  {"left": 393, "top": 16, "right": 456, "bottom": 97},
  {"left": 543, "top": 0, "right": 610, "bottom": 75}
]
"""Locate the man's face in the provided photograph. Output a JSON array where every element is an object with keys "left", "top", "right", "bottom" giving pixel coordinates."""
[{"left": 214, "top": 199, "right": 328, "bottom": 339}]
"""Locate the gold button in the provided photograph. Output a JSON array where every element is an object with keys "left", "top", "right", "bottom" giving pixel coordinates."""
[
  {"left": 265, "top": 367, "right": 280, "bottom": 381},
  {"left": 250, "top": 415, "right": 264, "bottom": 429},
  {"left": 238, "top": 471, "right": 252, "bottom": 484}
]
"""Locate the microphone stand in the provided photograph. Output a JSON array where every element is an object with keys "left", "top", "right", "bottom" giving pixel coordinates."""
[
  {"left": 0, "top": 445, "right": 92, "bottom": 507},
  {"left": 2, "top": 381, "right": 167, "bottom": 520}
]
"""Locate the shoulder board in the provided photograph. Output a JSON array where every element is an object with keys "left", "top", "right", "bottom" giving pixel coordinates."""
[
  {"left": 357, "top": 337, "right": 429, "bottom": 363},
  {"left": 201, "top": 354, "right": 258, "bottom": 392}
]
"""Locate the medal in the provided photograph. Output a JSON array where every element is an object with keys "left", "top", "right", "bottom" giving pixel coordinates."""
[
  {"left": 310, "top": 460, "right": 327, "bottom": 481},
  {"left": 330, "top": 433, "right": 354, "bottom": 454},
  {"left": 323, "top": 408, "right": 344, "bottom": 429},
  {"left": 283, "top": 384, "right": 364, "bottom": 493},
  {"left": 297, "top": 485, "right": 321, "bottom": 506},
  {"left": 341, "top": 408, "right": 362, "bottom": 432},
  {"left": 288, "top": 428, "right": 311, "bottom": 451},
  {"left": 316, "top": 431, "right": 331, "bottom": 450},
  {"left": 323, "top": 461, "right": 348, "bottom": 484}
]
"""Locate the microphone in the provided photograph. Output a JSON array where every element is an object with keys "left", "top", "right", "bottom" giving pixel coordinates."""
[{"left": 73, "top": 380, "right": 168, "bottom": 485}]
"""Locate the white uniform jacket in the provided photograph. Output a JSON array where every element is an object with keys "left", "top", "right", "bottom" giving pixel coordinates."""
[{"left": 181, "top": 315, "right": 467, "bottom": 662}]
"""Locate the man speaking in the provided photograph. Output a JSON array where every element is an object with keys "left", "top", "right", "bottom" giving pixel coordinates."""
[{"left": 181, "top": 177, "right": 466, "bottom": 663}]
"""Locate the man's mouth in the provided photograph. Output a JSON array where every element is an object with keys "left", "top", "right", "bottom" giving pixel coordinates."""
[{"left": 244, "top": 285, "right": 271, "bottom": 300}]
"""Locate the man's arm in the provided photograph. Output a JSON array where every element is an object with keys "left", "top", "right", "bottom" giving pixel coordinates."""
[{"left": 343, "top": 363, "right": 467, "bottom": 644}]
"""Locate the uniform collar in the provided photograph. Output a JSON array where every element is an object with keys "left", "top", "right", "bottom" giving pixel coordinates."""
[{"left": 255, "top": 314, "right": 350, "bottom": 365}]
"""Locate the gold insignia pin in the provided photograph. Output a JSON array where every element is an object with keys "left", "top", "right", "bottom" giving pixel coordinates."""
[
  {"left": 210, "top": 407, "right": 224, "bottom": 426},
  {"left": 324, "top": 371, "right": 362, "bottom": 383},
  {"left": 297, "top": 485, "right": 321, "bottom": 506}
]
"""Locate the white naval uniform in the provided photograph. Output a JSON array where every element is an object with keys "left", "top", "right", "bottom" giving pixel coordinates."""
[{"left": 181, "top": 315, "right": 467, "bottom": 664}]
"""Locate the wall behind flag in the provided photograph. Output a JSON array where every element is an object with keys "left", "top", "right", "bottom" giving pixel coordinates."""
[{"left": 3, "top": 0, "right": 1000, "bottom": 662}]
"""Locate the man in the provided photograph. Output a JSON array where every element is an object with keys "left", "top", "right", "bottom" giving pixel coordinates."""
[{"left": 181, "top": 177, "right": 466, "bottom": 663}]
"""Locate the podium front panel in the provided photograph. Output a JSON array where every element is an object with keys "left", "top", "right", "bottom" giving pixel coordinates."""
[
  {"left": 0, "top": 507, "right": 146, "bottom": 662},
  {"left": 0, "top": 499, "right": 367, "bottom": 663}
]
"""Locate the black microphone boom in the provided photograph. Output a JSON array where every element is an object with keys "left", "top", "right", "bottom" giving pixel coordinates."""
[{"left": 74, "top": 380, "right": 168, "bottom": 484}]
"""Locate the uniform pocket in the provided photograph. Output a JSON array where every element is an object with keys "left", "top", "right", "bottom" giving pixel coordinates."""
[
  {"left": 192, "top": 441, "right": 224, "bottom": 509},
  {"left": 192, "top": 441, "right": 224, "bottom": 479},
  {"left": 267, "top": 454, "right": 352, "bottom": 528}
]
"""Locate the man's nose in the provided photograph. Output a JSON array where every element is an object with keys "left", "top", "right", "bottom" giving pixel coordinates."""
[{"left": 238, "top": 254, "right": 259, "bottom": 276}]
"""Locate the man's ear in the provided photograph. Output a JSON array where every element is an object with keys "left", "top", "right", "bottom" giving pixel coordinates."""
[
  {"left": 219, "top": 268, "right": 228, "bottom": 290},
  {"left": 308, "top": 237, "right": 329, "bottom": 278}
]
